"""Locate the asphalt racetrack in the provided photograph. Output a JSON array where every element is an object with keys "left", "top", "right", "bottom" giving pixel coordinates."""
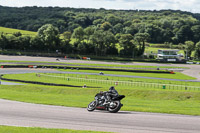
[
  {"left": 0, "top": 55, "right": 200, "bottom": 81},
  {"left": 0, "top": 99, "right": 200, "bottom": 133},
  {"left": 0, "top": 68, "right": 199, "bottom": 82}
]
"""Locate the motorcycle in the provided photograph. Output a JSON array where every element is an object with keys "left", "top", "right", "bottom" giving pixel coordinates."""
[{"left": 87, "top": 91, "right": 125, "bottom": 113}]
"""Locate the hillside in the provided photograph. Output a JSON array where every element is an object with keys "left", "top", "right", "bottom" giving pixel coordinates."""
[
  {"left": 0, "top": 6, "right": 200, "bottom": 59},
  {"left": 0, "top": 27, "right": 36, "bottom": 36},
  {"left": 1, "top": 6, "right": 200, "bottom": 44}
]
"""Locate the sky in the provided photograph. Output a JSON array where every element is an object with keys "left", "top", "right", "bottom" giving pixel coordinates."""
[{"left": 0, "top": 0, "right": 199, "bottom": 13}]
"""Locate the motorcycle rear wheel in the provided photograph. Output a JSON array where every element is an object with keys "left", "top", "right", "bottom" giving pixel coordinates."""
[
  {"left": 108, "top": 101, "right": 121, "bottom": 113},
  {"left": 87, "top": 101, "right": 97, "bottom": 112}
]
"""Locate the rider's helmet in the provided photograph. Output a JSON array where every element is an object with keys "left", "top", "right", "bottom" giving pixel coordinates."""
[{"left": 109, "top": 86, "right": 115, "bottom": 91}]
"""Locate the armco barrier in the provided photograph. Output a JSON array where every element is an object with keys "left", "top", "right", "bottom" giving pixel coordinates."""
[{"left": 2, "top": 65, "right": 28, "bottom": 68}]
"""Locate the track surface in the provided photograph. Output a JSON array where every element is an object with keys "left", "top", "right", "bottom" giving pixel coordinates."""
[
  {"left": 0, "top": 99, "right": 200, "bottom": 133},
  {"left": 0, "top": 68, "right": 199, "bottom": 82},
  {"left": 0, "top": 81, "right": 24, "bottom": 85},
  {"left": 0, "top": 55, "right": 200, "bottom": 80}
]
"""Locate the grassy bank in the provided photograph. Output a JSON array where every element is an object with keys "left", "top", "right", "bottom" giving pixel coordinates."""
[
  {"left": 0, "top": 27, "right": 36, "bottom": 36},
  {"left": 0, "top": 126, "right": 108, "bottom": 133},
  {"left": 3, "top": 72, "right": 198, "bottom": 88},
  {"left": 0, "top": 84, "right": 200, "bottom": 115},
  {"left": 58, "top": 69, "right": 195, "bottom": 80},
  {"left": 2, "top": 65, "right": 196, "bottom": 81},
  {"left": 1, "top": 70, "right": 200, "bottom": 116}
]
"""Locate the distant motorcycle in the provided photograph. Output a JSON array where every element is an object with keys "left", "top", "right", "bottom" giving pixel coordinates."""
[{"left": 87, "top": 91, "right": 125, "bottom": 113}]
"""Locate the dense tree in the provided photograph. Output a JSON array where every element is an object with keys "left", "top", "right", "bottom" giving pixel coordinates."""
[
  {"left": 37, "top": 24, "right": 60, "bottom": 51},
  {"left": 84, "top": 26, "right": 95, "bottom": 42},
  {"left": 123, "top": 25, "right": 138, "bottom": 36},
  {"left": 74, "top": 14, "right": 92, "bottom": 28},
  {"left": 63, "top": 31, "right": 72, "bottom": 42},
  {"left": 0, "top": 33, "right": 8, "bottom": 49},
  {"left": 100, "top": 22, "right": 112, "bottom": 31},
  {"left": 17, "top": 36, "right": 32, "bottom": 50},
  {"left": 93, "top": 19, "right": 104, "bottom": 25},
  {"left": 144, "top": 24, "right": 162, "bottom": 43},
  {"left": 30, "top": 36, "right": 44, "bottom": 50},
  {"left": 134, "top": 33, "right": 150, "bottom": 56},
  {"left": 183, "top": 41, "right": 195, "bottom": 59},
  {"left": 72, "top": 26, "right": 84, "bottom": 43},
  {"left": 175, "top": 25, "right": 193, "bottom": 43},
  {"left": 67, "top": 22, "right": 80, "bottom": 32},
  {"left": 159, "top": 19, "right": 172, "bottom": 29},
  {"left": 103, "top": 31, "right": 116, "bottom": 55},
  {"left": 191, "top": 25, "right": 200, "bottom": 43},
  {"left": 119, "top": 34, "right": 136, "bottom": 56},
  {"left": 90, "top": 30, "right": 116, "bottom": 55},
  {"left": 1, "top": 6, "right": 200, "bottom": 45},
  {"left": 90, "top": 30, "right": 105, "bottom": 55},
  {"left": 105, "top": 14, "right": 122, "bottom": 26},
  {"left": 194, "top": 42, "right": 200, "bottom": 59},
  {"left": 2, "top": 6, "right": 200, "bottom": 58},
  {"left": 13, "top": 32, "right": 22, "bottom": 37},
  {"left": 162, "top": 29, "right": 174, "bottom": 43},
  {"left": 113, "top": 23, "right": 123, "bottom": 34}
]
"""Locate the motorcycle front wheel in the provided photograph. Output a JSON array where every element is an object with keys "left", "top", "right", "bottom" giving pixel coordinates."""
[
  {"left": 108, "top": 101, "right": 122, "bottom": 113},
  {"left": 87, "top": 101, "right": 97, "bottom": 112}
]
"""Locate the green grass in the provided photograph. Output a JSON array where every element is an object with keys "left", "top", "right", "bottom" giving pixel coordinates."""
[
  {"left": 1, "top": 66, "right": 200, "bottom": 116},
  {"left": 0, "top": 84, "right": 200, "bottom": 115},
  {"left": 0, "top": 126, "right": 109, "bottom": 133},
  {"left": 145, "top": 47, "right": 167, "bottom": 54},
  {"left": 54, "top": 72, "right": 200, "bottom": 87},
  {"left": 0, "top": 27, "right": 36, "bottom": 36},
  {"left": 58, "top": 69, "right": 195, "bottom": 80},
  {"left": 2, "top": 73, "right": 200, "bottom": 89},
  {"left": 1, "top": 72, "right": 200, "bottom": 116},
  {"left": 145, "top": 47, "right": 185, "bottom": 55}
]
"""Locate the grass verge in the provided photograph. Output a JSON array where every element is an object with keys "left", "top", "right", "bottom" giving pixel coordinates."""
[
  {"left": 0, "top": 84, "right": 200, "bottom": 116},
  {"left": 0, "top": 27, "right": 36, "bottom": 36},
  {"left": 58, "top": 69, "right": 195, "bottom": 80},
  {"left": 2, "top": 73, "right": 200, "bottom": 89},
  {"left": 1, "top": 72, "right": 200, "bottom": 116},
  {"left": 0, "top": 126, "right": 109, "bottom": 133}
]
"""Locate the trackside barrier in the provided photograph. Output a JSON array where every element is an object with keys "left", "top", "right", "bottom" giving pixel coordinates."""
[{"left": 38, "top": 73, "right": 200, "bottom": 91}]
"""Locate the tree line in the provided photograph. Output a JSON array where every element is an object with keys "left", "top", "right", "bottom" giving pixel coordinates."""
[
  {"left": 0, "top": 6, "right": 200, "bottom": 59},
  {"left": 0, "top": 24, "right": 150, "bottom": 57},
  {"left": 1, "top": 24, "right": 200, "bottom": 59}
]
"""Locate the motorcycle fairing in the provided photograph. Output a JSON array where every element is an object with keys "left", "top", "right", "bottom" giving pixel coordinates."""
[{"left": 112, "top": 95, "right": 125, "bottom": 100}]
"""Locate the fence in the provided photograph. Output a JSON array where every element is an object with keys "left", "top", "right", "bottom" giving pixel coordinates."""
[{"left": 38, "top": 73, "right": 200, "bottom": 91}]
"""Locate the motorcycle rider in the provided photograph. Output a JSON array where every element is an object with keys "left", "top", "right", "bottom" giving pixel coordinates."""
[{"left": 103, "top": 86, "right": 119, "bottom": 105}]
